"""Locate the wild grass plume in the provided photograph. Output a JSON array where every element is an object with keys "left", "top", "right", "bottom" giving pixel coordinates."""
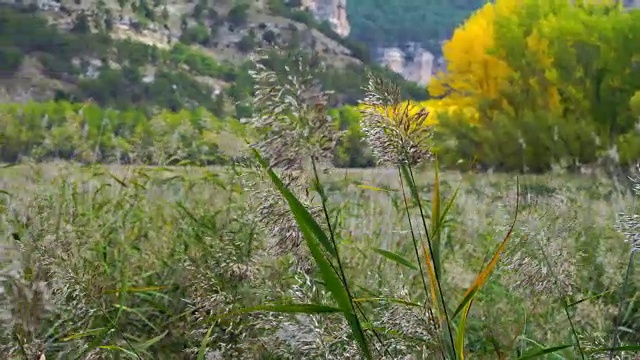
[{"left": 0, "top": 61, "right": 639, "bottom": 359}]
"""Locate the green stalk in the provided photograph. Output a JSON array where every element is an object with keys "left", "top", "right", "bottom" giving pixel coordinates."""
[{"left": 403, "top": 163, "right": 457, "bottom": 358}]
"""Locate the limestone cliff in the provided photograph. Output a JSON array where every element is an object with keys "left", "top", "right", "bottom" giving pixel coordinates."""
[
  {"left": 624, "top": 0, "right": 640, "bottom": 7},
  {"left": 299, "top": 0, "right": 350, "bottom": 37},
  {"left": 379, "top": 44, "right": 443, "bottom": 86}
]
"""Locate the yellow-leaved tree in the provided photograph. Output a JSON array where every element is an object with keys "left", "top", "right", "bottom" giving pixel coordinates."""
[
  {"left": 426, "top": 0, "right": 520, "bottom": 122},
  {"left": 427, "top": 0, "right": 640, "bottom": 171}
]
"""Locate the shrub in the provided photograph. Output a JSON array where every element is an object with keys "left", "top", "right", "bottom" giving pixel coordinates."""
[
  {"left": 227, "top": 3, "right": 250, "bottom": 27},
  {"left": 179, "top": 24, "right": 211, "bottom": 46},
  {"left": 0, "top": 101, "right": 230, "bottom": 164},
  {"left": 0, "top": 47, "right": 24, "bottom": 74},
  {"left": 331, "top": 106, "right": 375, "bottom": 168},
  {"left": 433, "top": 110, "right": 602, "bottom": 172},
  {"left": 236, "top": 33, "right": 256, "bottom": 53}
]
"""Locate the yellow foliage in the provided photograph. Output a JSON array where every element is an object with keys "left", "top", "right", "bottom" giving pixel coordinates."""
[
  {"left": 419, "top": 100, "right": 480, "bottom": 124},
  {"left": 428, "top": 0, "right": 517, "bottom": 110},
  {"left": 523, "top": 28, "right": 563, "bottom": 113},
  {"left": 356, "top": 100, "right": 438, "bottom": 128},
  {"left": 362, "top": 0, "right": 636, "bottom": 132},
  {"left": 426, "top": 0, "right": 576, "bottom": 122},
  {"left": 356, "top": 99, "right": 480, "bottom": 127}
]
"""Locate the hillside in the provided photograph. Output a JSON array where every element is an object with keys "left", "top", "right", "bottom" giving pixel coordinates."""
[
  {"left": 0, "top": 0, "right": 428, "bottom": 118},
  {"left": 347, "top": 0, "right": 485, "bottom": 56}
]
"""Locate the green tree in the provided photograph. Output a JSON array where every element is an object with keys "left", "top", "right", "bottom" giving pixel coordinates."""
[
  {"left": 431, "top": 0, "right": 640, "bottom": 171},
  {"left": 0, "top": 47, "right": 24, "bottom": 73},
  {"left": 227, "top": 3, "right": 250, "bottom": 27},
  {"left": 347, "top": 0, "right": 486, "bottom": 55},
  {"left": 331, "top": 106, "right": 375, "bottom": 167},
  {"left": 71, "top": 12, "right": 91, "bottom": 34}
]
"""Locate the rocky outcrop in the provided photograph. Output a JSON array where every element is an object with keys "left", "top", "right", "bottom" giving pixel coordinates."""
[
  {"left": 623, "top": 0, "right": 640, "bottom": 8},
  {"left": 0, "top": 0, "right": 60, "bottom": 11},
  {"left": 299, "top": 0, "right": 350, "bottom": 37},
  {"left": 378, "top": 43, "right": 444, "bottom": 86}
]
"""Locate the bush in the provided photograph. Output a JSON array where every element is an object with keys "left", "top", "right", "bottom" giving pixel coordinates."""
[
  {"left": 331, "top": 106, "right": 375, "bottom": 168},
  {"left": 0, "top": 101, "right": 230, "bottom": 164},
  {"left": 227, "top": 3, "right": 250, "bottom": 27},
  {"left": 433, "top": 110, "right": 602, "bottom": 173},
  {"left": 236, "top": 33, "right": 256, "bottom": 53},
  {"left": 179, "top": 24, "right": 211, "bottom": 46},
  {"left": 0, "top": 47, "right": 24, "bottom": 74},
  {"left": 262, "top": 29, "right": 277, "bottom": 45}
]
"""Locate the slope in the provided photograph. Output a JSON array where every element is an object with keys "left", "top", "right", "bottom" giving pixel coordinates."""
[{"left": 0, "top": 0, "right": 428, "bottom": 119}]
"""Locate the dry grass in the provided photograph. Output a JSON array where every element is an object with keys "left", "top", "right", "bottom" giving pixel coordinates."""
[{"left": 0, "top": 160, "right": 638, "bottom": 359}]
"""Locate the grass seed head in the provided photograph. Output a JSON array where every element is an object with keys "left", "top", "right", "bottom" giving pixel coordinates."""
[{"left": 359, "top": 74, "right": 434, "bottom": 166}]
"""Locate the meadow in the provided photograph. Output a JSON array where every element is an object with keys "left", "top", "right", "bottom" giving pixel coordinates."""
[
  {"left": 2, "top": 1, "right": 640, "bottom": 357},
  {"left": 0, "top": 160, "right": 638, "bottom": 359}
]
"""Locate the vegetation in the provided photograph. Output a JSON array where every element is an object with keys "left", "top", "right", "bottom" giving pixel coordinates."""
[
  {"left": 425, "top": 0, "right": 640, "bottom": 172},
  {"left": 347, "top": 0, "right": 486, "bottom": 55},
  {"left": 0, "top": 99, "right": 372, "bottom": 168},
  {"left": 322, "top": 0, "right": 640, "bottom": 173},
  {"left": 266, "top": 0, "right": 371, "bottom": 62},
  {"left": 4, "top": 0, "right": 640, "bottom": 173},
  {"left": 1, "top": 1, "right": 640, "bottom": 358},
  {"left": 0, "top": 3, "right": 426, "bottom": 121},
  {"left": 0, "top": 0, "right": 640, "bottom": 360},
  {"left": 1, "top": 139, "right": 638, "bottom": 358},
  {"left": 0, "top": 101, "right": 234, "bottom": 165},
  {"left": 0, "top": 7, "right": 226, "bottom": 114}
]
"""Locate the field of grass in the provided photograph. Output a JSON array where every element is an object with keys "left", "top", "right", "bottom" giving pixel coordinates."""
[{"left": 0, "top": 161, "right": 639, "bottom": 359}]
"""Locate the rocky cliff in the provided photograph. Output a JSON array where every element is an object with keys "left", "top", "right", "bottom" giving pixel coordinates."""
[
  {"left": 299, "top": 0, "right": 350, "bottom": 37},
  {"left": 378, "top": 43, "right": 445, "bottom": 86},
  {"left": 624, "top": 0, "right": 640, "bottom": 8},
  {"left": 290, "top": 0, "right": 442, "bottom": 86},
  {"left": 0, "top": 0, "right": 375, "bottom": 109}
]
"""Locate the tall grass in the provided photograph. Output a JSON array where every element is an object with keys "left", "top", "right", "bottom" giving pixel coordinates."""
[
  {"left": 235, "top": 53, "right": 640, "bottom": 359},
  {"left": 0, "top": 159, "right": 639, "bottom": 358},
  {"left": 0, "top": 55, "right": 639, "bottom": 358}
]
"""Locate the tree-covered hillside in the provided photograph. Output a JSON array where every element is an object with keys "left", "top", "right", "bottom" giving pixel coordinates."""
[
  {"left": 347, "top": 0, "right": 486, "bottom": 54},
  {"left": 0, "top": 2, "right": 428, "bottom": 118},
  {"left": 0, "top": 1, "right": 424, "bottom": 167}
]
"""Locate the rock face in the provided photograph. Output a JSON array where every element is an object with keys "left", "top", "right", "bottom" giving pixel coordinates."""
[
  {"left": 299, "top": 0, "right": 350, "bottom": 37},
  {"left": 0, "top": 0, "right": 60, "bottom": 11},
  {"left": 624, "top": 0, "right": 640, "bottom": 8},
  {"left": 378, "top": 44, "right": 442, "bottom": 86}
]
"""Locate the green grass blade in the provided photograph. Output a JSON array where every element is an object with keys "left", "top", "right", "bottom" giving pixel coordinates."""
[
  {"left": 356, "top": 182, "right": 397, "bottom": 193},
  {"left": 433, "top": 183, "right": 460, "bottom": 241},
  {"left": 197, "top": 324, "right": 215, "bottom": 360},
  {"left": 454, "top": 298, "right": 473, "bottom": 360},
  {"left": 99, "top": 345, "right": 139, "bottom": 359},
  {"left": 113, "top": 304, "right": 157, "bottom": 331},
  {"left": 62, "top": 328, "right": 108, "bottom": 342},
  {"left": 252, "top": 149, "right": 337, "bottom": 259},
  {"left": 452, "top": 287, "right": 478, "bottom": 320},
  {"left": 137, "top": 330, "right": 169, "bottom": 350},
  {"left": 353, "top": 297, "right": 423, "bottom": 307},
  {"left": 400, "top": 165, "right": 420, "bottom": 201},
  {"left": 372, "top": 247, "right": 418, "bottom": 270},
  {"left": 566, "top": 290, "right": 613, "bottom": 308},
  {"left": 296, "top": 197, "right": 373, "bottom": 359},
  {"left": 430, "top": 157, "right": 442, "bottom": 274},
  {"left": 252, "top": 148, "right": 372, "bottom": 359},
  {"left": 73, "top": 328, "right": 116, "bottom": 360},
  {"left": 517, "top": 345, "right": 573, "bottom": 359}
]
